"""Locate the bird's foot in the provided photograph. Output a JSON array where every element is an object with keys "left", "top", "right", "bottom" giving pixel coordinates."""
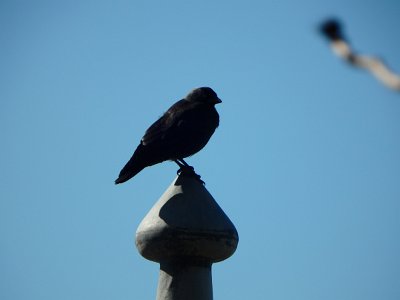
[{"left": 177, "top": 165, "right": 205, "bottom": 185}]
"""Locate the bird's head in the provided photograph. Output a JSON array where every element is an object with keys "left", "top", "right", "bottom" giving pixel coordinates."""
[{"left": 186, "top": 87, "right": 222, "bottom": 105}]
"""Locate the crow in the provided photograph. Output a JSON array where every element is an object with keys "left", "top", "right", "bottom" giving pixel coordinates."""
[{"left": 115, "top": 87, "right": 222, "bottom": 184}]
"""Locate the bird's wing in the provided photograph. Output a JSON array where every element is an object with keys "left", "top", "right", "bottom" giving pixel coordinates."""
[{"left": 141, "top": 99, "right": 191, "bottom": 146}]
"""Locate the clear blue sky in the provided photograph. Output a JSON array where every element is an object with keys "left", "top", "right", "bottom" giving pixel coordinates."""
[{"left": 1, "top": 1, "right": 400, "bottom": 299}]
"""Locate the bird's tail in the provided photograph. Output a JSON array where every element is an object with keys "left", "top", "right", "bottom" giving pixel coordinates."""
[{"left": 114, "top": 146, "right": 147, "bottom": 184}]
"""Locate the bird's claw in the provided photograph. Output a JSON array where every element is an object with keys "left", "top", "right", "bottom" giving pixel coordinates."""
[{"left": 177, "top": 166, "right": 205, "bottom": 185}]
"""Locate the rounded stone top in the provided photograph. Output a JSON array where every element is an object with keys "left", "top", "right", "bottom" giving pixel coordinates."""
[{"left": 135, "top": 174, "right": 239, "bottom": 264}]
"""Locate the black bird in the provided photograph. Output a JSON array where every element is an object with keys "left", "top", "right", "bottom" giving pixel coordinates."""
[{"left": 115, "top": 87, "right": 222, "bottom": 184}]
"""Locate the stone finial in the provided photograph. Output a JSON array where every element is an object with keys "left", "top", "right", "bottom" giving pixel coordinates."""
[{"left": 136, "top": 173, "right": 238, "bottom": 300}]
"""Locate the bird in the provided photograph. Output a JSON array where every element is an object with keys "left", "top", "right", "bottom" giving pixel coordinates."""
[{"left": 115, "top": 87, "right": 222, "bottom": 184}]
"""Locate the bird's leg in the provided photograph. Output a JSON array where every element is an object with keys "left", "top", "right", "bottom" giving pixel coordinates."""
[
  {"left": 174, "top": 159, "right": 194, "bottom": 174},
  {"left": 174, "top": 159, "right": 204, "bottom": 184},
  {"left": 178, "top": 158, "right": 191, "bottom": 167},
  {"left": 174, "top": 159, "right": 186, "bottom": 168}
]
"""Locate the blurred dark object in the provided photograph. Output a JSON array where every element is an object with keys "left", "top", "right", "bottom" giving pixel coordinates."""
[
  {"left": 320, "top": 18, "right": 345, "bottom": 41},
  {"left": 319, "top": 18, "right": 400, "bottom": 91}
]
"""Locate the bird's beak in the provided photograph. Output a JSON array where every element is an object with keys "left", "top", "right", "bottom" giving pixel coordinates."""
[{"left": 215, "top": 97, "right": 222, "bottom": 104}]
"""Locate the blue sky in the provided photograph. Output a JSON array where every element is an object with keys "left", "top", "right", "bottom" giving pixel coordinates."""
[{"left": 1, "top": 1, "right": 400, "bottom": 299}]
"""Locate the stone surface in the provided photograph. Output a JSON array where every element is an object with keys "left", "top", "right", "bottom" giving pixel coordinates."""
[
  {"left": 135, "top": 173, "right": 238, "bottom": 300},
  {"left": 156, "top": 261, "right": 213, "bottom": 300},
  {"left": 136, "top": 174, "right": 239, "bottom": 263}
]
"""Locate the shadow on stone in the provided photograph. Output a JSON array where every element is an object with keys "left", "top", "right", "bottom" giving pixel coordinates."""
[{"left": 135, "top": 174, "right": 238, "bottom": 300}]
